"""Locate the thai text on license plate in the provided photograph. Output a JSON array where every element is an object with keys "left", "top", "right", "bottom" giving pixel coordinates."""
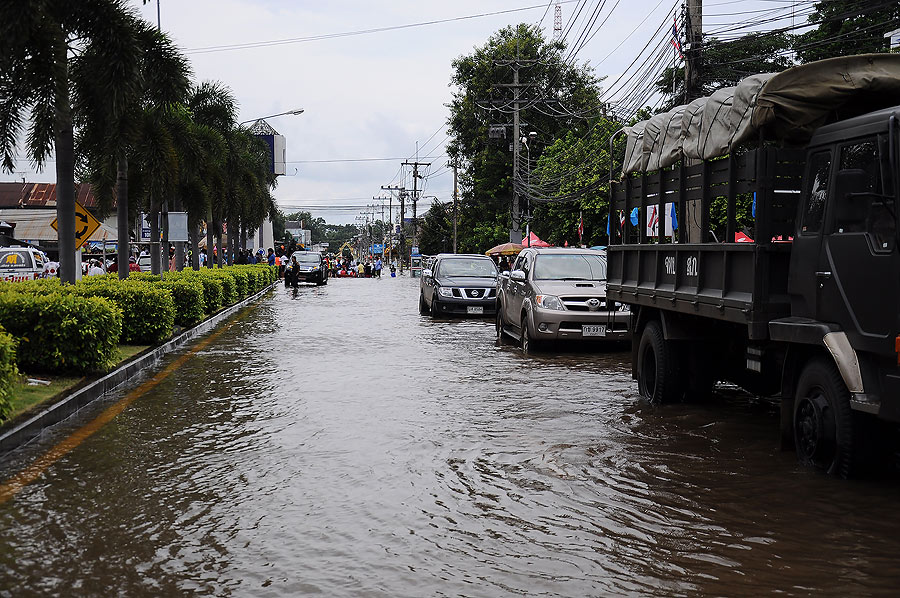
[
  {"left": 582, "top": 324, "right": 607, "bottom": 336},
  {"left": 467, "top": 306, "right": 484, "bottom": 315}
]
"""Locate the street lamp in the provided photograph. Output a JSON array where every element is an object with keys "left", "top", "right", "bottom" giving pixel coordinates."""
[{"left": 239, "top": 108, "right": 305, "bottom": 126}]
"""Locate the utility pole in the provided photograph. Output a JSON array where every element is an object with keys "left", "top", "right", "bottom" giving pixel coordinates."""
[
  {"left": 381, "top": 184, "right": 406, "bottom": 273},
  {"left": 402, "top": 159, "right": 430, "bottom": 254},
  {"left": 495, "top": 44, "right": 539, "bottom": 244},
  {"left": 684, "top": 0, "right": 702, "bottom": 102},
  {"left": 450, "top": 159, "right": 459, "bottom": 253}
]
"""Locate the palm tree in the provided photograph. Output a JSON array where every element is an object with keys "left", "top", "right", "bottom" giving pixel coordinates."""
[
  {"left": 0, "top": 1, "right": 144, "bottom": 283},
  {"left": 78, "top": 20, "right": 191, "bottom": 278}
]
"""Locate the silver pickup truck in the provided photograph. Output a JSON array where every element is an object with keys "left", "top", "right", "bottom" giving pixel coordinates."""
[{"left": 496, "top": 248, "right": 630, "bottom": 352}]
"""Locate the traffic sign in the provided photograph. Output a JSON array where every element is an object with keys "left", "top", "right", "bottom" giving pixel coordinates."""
[
  {"left": 372, "top": 243, "right": 384, "bottom": 254},
  {"left": 51, "top": 201, "right": 102, "bottom": 249}
]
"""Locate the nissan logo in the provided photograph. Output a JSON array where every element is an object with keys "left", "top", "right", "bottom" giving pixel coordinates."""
[
  {"left": 469, "top": 289, "right": 481, "bottom": 297},
  {"left": 587, "top": 298, "right": 601, "bottom": 311}
]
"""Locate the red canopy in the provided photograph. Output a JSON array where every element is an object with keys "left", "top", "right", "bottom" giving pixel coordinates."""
[{"left": 523, "top": 232, "right": 551, "bottom": 247}]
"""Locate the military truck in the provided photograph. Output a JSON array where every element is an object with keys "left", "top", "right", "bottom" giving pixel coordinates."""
[{"left": 606, "top": 55, "right": 900, "bottom": 477}]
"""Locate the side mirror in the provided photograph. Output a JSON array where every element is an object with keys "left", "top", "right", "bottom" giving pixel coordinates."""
[
  {"left": 500, "top": 270, "right": 510, "bottom": 277},
  {"left": 422, "top": 269, "right": 432, "bottom": 279},
  {"left": 510, "top": 270, "right": 526, "bottom": 282}
]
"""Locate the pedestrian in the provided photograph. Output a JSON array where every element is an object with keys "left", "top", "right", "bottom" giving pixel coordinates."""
[
  {"left": 267, "top": 248, "right": 276, "bottom": 266},
  {"left": 87, "top": 259, "right": 104, "bottom": 276},
  {"left": 289, "top": 256, "right": 300, "bottom": 288},
  {"left": 374, "top": 256, "right": 383, "bottom": 278},
  {"left": 129, "top": 256, "right": 141, "bottom": 273},
  {"left": 364, "top": 261, "right": 372, "bottom": 278},
  {"left": 356, "top": 261, "right": 364, "bottom": 277}
]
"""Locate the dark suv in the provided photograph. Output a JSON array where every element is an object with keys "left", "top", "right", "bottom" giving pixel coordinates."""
[
  {"left": 286, "top": 251, "right": 328, "bottom": 286},
  {"left": 419, "top": 254, "right": 498, "bottom": 317}
]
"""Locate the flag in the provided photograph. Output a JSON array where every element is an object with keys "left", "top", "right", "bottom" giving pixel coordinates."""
[
  {"left": 670, "top": 203, "right": 678, "bottom": 231},
  {"left": 648, "top": 205, "right": 659, "bottom": 236},
  {"left": 606, "top": 212, "right": 611, "bottom": 236},
  {"left": 564, "top": 240, "right": 569, "bottom": 247},
  {"left": 629, "top": 207, "right": 639, "bottom": 226},
  {"left": 752, "top": 191, "right": 757, "bottom": 218},
  {"left": 578, "top": 215, "right": 584, "bottom": 242},
  {"left": 671, "top": 17, "right": 683, "bottom": 59},
  {"left": 619, "top": 210, "right": 626, "bottom": 227}
]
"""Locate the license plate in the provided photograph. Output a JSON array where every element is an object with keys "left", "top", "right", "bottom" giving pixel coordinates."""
[
  {"left": 467, "top": 306, "right": 484, "bottom": 315},
  {"left": 582, "top": 324, "right": 607, "bottom": 336}
]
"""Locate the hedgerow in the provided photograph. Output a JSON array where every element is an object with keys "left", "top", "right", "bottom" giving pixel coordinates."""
[
  {"left": 0, "top": 291, "right": 122, "bottom": 373},
  {"left": 0, "top": 325, "right": 17, "bottom": 421}
]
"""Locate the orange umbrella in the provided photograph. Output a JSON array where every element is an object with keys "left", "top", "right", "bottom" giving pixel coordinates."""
[{"left": 485, "top": 242, "right": 523, "bottom": 256}]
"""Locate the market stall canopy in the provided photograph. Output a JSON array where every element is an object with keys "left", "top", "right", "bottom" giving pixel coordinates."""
[
  {"left": 485, "top": 242, "right": 523, "bottom": 256},
  {"left": 621, "top": 53, "right": 900, "bottom": 176},
  {"left": 522, "top": 232, "right": 552, "bottom": 248}
]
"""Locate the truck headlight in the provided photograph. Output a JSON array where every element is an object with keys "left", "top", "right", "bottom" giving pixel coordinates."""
[
  {"left": 535, "top": 294, "right": 564, "bottom": 310},
  {"left": 438, "top": 287, "right": 453, "bottom": 298}
]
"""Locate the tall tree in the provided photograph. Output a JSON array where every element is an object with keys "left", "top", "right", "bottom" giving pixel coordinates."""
[
  {"left": 447, "top": 24, "right": 604, "bottom": 254},
  {"left": 78, "top": 20, "right": 191, "bottom": 278},
  {"left": 0, "top": 0, "right": 144, "bottom": 282},
  {"left": 794, "top": 0, "right": 900, "bottom": 63}
]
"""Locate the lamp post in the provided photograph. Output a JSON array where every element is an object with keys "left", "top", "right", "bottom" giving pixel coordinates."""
[{"left": 239, "top": 108, "right": 305, "bottom": 126}]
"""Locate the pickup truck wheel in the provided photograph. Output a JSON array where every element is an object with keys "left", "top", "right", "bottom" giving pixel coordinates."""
[
  {"left": 496, "top": 311, "right": 505, "bottom": 341},
  {"left": 430, "top": 297, "right": 440, "bottom": 318},
  {"left": 419, "top": 292, "right": 429, "bottom": 315},
  {"left": 637, "top": 321, "right": 681, "bottom": 403},
  {"left": 520, "top": 315, "right": 541, "bottom": 354},
  {"left": 793, "top": 358, "right": 854, "bottom": 478}
]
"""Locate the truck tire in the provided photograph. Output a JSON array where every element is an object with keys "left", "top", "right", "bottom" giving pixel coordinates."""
[
  {"left": 419, "top": 292, "right": 429, "bottom": 315},
  {"left": 496, "top": 310, "right": 507, "bottom": 342},
  {"left": 430, "top": 297, "right": 440, "bottom": 318},
  {"left": 793, "top": 358, "right": 854, "bottom": 478},
  {"left": 520, "top": 314, "right": 542, "bottom": 354},
  {"left": 637, "top": 320, "right": 681, "bottom": 403}
]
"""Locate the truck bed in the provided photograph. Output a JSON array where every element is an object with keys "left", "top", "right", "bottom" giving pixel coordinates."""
[
  {"left": 607, "top": 147, "right": 804, "bottom": 339},
  {"left": 607, "top": 242, "right": 793, "bottom": 339}
]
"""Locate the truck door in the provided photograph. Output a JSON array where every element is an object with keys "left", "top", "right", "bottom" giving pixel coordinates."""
[
  {"left": 789, "top": 150, "right": 832, "bottom": 317},
  {"left": 508, "top": 252, "right": 531, "bottom": 326},
  {"left": 818, "top": 137, "right": 899, "bottom": 354}
]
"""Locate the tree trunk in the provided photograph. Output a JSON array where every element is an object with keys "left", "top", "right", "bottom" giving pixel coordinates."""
[
  {"left": 116, "top": 153, "right": 129, "bottom": 280},
  {"left": 161, "top": 200, "right": 170, "bottom": 274},
  {"left": 149, "top": 201, "right": 161, "bottom": 275},
  {"left": 174, "top": 199, "right": 185, "bottom": 271},
  {"left": 216, "top": 219, "right": 224, "bottom": 267},
  {"left": 54, "top": 41, "right": 76, "bottom": 284},
  {"left": 206, "top": 205, "right": 215, "bottom": 268}
]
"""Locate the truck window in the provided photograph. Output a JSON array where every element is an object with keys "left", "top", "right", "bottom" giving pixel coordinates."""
[
  {"left": 834, "top": 139, "right": 896, "bottom": 251},
  {"left": 800, "top": 151, "right": 830, "bottom": 235}
]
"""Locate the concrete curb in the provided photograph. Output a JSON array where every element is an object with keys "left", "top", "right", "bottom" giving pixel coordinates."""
[{"left": 0, "top": 281, "right": 279, "bottom": 456}]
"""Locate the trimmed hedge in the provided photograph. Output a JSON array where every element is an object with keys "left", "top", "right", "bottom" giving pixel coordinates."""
[
  {"left": 76, "top": 281, "right": 175, "bottom": 344},
  {"left": 159, "top": 279, "right": 205, "bottom": 326},
  {"left": 0, "top": 324, "right": 17, "bottom": 421},
  {"left": 0, "top": 291, "right": 122, "bottom": 373}
]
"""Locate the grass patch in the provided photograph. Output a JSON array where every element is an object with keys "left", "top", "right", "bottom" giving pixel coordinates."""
[{"left": 6, "top": 344, "right": 151, "bottom": 423}]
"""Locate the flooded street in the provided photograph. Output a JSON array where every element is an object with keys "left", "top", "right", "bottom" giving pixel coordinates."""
[{"left": 2, "top": 275, "right": 900, "bottom": 597}]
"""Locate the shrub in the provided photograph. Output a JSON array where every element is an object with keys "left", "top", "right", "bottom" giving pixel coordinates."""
[
  {"left": 0, "top": 324, "right": 18, "bottom": 422},
  {"left": 76, "top": 281, "right": 174, "bottom": 344},
  {"left": 0, "top": 291, "right": 122, "bottom": 373},
  {"left": 172, "top": 271, "right": 224, "bottom": 314},
  {"left": 159, "top": 279, "right": 205, "bottom": 327},
  {"left": 228, "top": 268, "right": 249, "bottom": 297},
  {"left": 204, "top": 270, "right": 237, "bottom": 306}
]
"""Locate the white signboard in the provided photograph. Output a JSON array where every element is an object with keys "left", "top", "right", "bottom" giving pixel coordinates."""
[{"left": 168, "top": 212, "right": 189, "bottom": 242}]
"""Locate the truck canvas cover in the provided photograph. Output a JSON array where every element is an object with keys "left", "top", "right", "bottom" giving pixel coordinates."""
[{"left": 622, "top": 54, "right": 900, "bottom": 176}]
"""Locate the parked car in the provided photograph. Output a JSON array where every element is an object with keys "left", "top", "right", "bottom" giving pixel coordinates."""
[
  {"left": 496, "top": 248, "right": 630, "bottom": 352},
  {"left": 419, "top": 253, "right": 499, "bottom": 317},
  {"left": 138, "top": 254, "right": 151, "bottom": 272},
  {"left": 0, "top": 246, "right": 47, "bottom": 282},
  {"left": 287, "top": 251, "right": 328, "bottom": 285}
]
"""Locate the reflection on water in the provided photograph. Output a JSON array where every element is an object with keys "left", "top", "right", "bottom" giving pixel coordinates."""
[{"left": 1, "top": 276, "right": 900, "bottom": 597}]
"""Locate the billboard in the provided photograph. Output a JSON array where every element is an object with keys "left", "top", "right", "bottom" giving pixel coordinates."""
[{"left": 257, "top": 134, "right": 287, "bottom": 176}]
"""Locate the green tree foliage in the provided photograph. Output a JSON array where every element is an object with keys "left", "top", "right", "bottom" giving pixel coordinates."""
[
  {"left": 794, "top": 0, "right": 900, "bottom": 63},
  {"left": 418, "top": 200, "right": 453, "bottom": 255},
  {"left": 447, "top": 24, "right": 603, "bottom": 253},
  {"left": 654, "top": 33, "right": 794, "bottom": 110}
]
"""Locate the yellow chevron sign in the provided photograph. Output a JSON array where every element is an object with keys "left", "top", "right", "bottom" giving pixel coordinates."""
[{"left": 51, "top": 201, "right": 102, "bottom": 249}]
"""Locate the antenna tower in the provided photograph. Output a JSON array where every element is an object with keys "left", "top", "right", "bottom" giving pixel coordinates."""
[{"left": 553, "top": 1, "right": 562, "bottom": 40}]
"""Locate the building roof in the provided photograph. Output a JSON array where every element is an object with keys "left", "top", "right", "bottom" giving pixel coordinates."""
[
  {"left": 0, "top": 208, "right": 117, "bottom": 242},
  {"left": 0, "top": 182, "right": 104, "bottom": 209}
]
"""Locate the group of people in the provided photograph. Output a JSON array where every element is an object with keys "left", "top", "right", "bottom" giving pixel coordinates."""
[
  {"left": 331, "top": 257, "right": 385, "bottom": 278},
  {"left": 82, "top": 254, "right": 141, "bottom": 276}
]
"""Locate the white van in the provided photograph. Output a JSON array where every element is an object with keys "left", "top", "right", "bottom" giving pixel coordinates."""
[{"left": 0, "top": 247, "right": 47, "bottom": 282}]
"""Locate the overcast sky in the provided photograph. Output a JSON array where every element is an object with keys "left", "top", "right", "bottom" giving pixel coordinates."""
[{"left": 4, "top": 0, "right": 815, "bottom": 223}]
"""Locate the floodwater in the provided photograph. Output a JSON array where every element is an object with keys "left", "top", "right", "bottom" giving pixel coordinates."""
[{"left": 1, "top": 274, "right": 900, "bottom": 597}]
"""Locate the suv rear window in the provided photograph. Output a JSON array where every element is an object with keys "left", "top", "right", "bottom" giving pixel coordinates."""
[
  {"left": 533, "top": 254, "right": 607, "bottom": 280},
  {"left": 0, "top": 250, "right": 34, "bottom": 270}
]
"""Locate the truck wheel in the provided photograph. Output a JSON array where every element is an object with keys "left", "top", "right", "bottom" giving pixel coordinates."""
[
  {"left": 430, "top": 297, "right": 440, "bottom": 318},
  {"left": 793, "top": 358, "right": 854, "bottom": 478},
  {"left": 520, "top": 315, "right": 541, "bottom": 354},
  {"left": 637, "top": 320, "right": 681, "bottom": 403},
  {"left": 419, "top": 292, "right": 429, "bottom": 315}
]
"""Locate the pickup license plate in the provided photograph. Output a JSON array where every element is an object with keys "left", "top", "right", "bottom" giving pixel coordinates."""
[
  {"left": 467, "top": 306, "right": 484, "bottom": 315},
  {"left": 582, "top": 324, "right": 607, "bottom": 337}
]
